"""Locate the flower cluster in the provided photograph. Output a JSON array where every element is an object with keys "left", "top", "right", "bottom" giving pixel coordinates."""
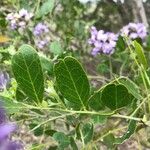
[
  {"left": 89, "top": 23, "right": 147, "bottom": 56},
  {"left": 0, "top": 103, "right": 23, "bottom": 150},
  {"left": 33, "top": 23, "right": 50, "bottom": 49},
  {"left": 120, "top": 23, "right": 147, "bottom": 40},
  {"left": 6, "top": 8, "right": 33, "bottom": 30},
  {"left": 88, "top": 26, "right": 118, "bottom": 56},
  {"left": 0, "top": 72, "right": 9, "bottom": 91}
]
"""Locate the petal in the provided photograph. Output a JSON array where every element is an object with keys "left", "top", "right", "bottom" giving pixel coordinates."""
[
  {"left": 0, "top": 103, "right": 6, "bottom": 124},
  {"left": 5, "top": 141, "right": 23, "bottom": 150},
  {"left": 0, "top": 123, "right": 17, "bottom": 140}
]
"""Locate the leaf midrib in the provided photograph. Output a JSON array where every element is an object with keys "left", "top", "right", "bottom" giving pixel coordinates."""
[
  {"left": 21, "top": 53, "right": 40, "bottom": 103},
  {"left": 63, "top": 60, "right": 85, "bottom": 108}
]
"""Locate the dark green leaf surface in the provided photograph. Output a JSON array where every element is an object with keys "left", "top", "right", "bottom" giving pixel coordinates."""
[
  {"left": 88, "top": 91, "right": 104, "bottom": 111},
  {"left": 116, "top": 35, "right": 126, "bottom": 51},
  {"left": 118, "top": 78, "right": 142, "bottom": 100},
  {"left": 54, "top": 56, "right": 90, "bottom": 108},
  {"left": 70, "top": 137, "right": 78, "bottom": 150},
  {"left": 114, "top": 120, "right": 136, "bottom": 144},
  {"left": 53, "top": 132, "right": 70, "bottom": 149},
  {"left": 82, "top": 123, "right": 93, "bottom": 144},
  {"left": 101, "top": 84, "right": 133, "bottom": 110},
  {"left": 12, "top": 44, "right": 44, "bottom": 104}
]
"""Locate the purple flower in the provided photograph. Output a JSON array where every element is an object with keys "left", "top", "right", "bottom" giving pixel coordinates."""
[
  {"left": 6, "top": 8, "right": 33, "bottom": 31},
  {"left": 33, "top": 23, "right": 49, "bottom": 36},
  {"left": 0, "top": 104, "right": 23, "bottom": 150},
  {"left": 88, "top": 26, "right": 118, "bottom": 56},
  {"left": 0, "top": 72, "right": 9, "bottom": 91},
  {"left": 18, "top": 9, "right": 33, "bottom": 21},
  {"left": 33, "top": 23, "right": 50, "bottom": 49},
  {"left": 120, "top": 22, "right": 147, "bottom": 40},
  {"left": 0, "top": 123, "right": 16, "bottom": 140},
  {"left": 36, "top": 40, "right": 48, "bottom": 49},
  {"left": 6, "top": 13, "right": 14, "bottom": 21},
  {"left": 19, "top": 9, "right": 28, "bottom": 17}
]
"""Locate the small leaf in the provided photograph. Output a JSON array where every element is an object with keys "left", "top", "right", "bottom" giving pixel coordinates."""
[
  {"left": 50, "top": 41, "right": 63, "bottom": 56},
  {"left": 88, "top": 91, "right": 104, "bottom": 111},
  {"left": 70, "top": 137, "right": 78, "bottom": 150},
  {"left": 114, "top": 120, "right": 136, "bottom": 144},
  {"left": 40, "top": 56, "right": 54, "bottom": 75},
  {"left": 12, "top": 44, "right": 44, "bottom": 104},
  {"left": 29, "top": 123, "right": 44, "bottom": 136},
  {"left": 103, "top": 133, "right": 115, "bottom": 148},
  {"left": 36, "top": 0, "right": 55, "bottom": 18},
  {"left": 101, "top": 84, "right": 133, "bottom": 110},
  {"left": 54, "top": 56, "right": 90, "bottom": 109},
  {"left": 82, "top": 123, "right": 93, "bottom": 144},
  {"left": 53, "top": 132, "right": 70, "bottom": 149},
  {"left": 116, "top": 35, "right": 126, "bottom": 51},
  {"left": 118, "top": 77, "right": 142, "bottom": 100},
  {"left": 133, "top": 41, "right": 148, "bottom": 69},
  {"left": 96, "top": 63, "right": 109, "bottom": 74}
]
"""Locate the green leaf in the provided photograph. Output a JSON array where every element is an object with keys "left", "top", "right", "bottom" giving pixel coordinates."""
[
  {"left": 118, "top": 77, "right": 142, "bottom": 100},
  {"left": 88, "top": 91, "right": 104, "bottom": 111},
  {"left": 145, "top": 35, "right": 150, "bottom": 50},
  {"left": 133, "top": 41, "right": 148, "bottom": 69},
  {"left": 16, "top": 87, "right": 29, "bottom": 102},
  {"left": 54, "top": 56, "right": 90, "bottom": 109},
  {"left": 82, "top": 123, "right": 93, "bottom": 144},
  {"left": 50, "top": 41, "right": 63, "bottom": 56},
  {"left": 70, "top": 137, "right": 78, "bottom": 150},
  {"left": 116, "top": 35, "right": 126, "bottom": 51},
  {"left": 114, "top": 120, "right": 136, "bottom": 144},
  {"left": 53, "top": 132, "right": 70, "bottom": 149},
  {"left": 91, "top": 115, "right": 107, "bottom": 125},
  {"left": 0, "top": 96, "right": 23, "bottom": 114},
  {"left": 29, "top": 123, "right": 44, "bottom": 136},
  {"left": 40, "top": 56, "right": 54, "bottom": 75},
  {"left": 36, "top": 0, "right": 55, "bottom": 18},
  {"left": 101, "top": 84, "right": 133, "bottom": 110},
  {"left": 103, "top": 133, "right": 115, "bottom": 148},
  {"left": 12, "top": 44, "right": 44, "bottom": 104},
  {"left": 96, "top": 63, "right": 109, "bottom": 74}
]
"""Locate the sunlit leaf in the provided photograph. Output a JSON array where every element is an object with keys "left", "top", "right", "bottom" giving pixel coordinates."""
[
  {"left": 36, "top": 0, "right": 55, "bottom": 18},
  {"left": 54, "top": 56, "right": 90, "bottom": 109},
  {"left": 12, "top": 44, "right": 44, "bottom": 104},
  {"left": 133, "top": 41, "right": 148, "bottom": 69},
  {"left": 50, "top": 41, "right": 63, "bottom": 56}
]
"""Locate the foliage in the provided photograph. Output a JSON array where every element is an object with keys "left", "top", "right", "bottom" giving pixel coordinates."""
[{"left": 1, "top": 0, "right": 150, "bottom": 149}]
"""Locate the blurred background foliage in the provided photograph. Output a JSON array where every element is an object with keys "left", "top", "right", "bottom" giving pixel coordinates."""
[{"left": 0, "top": 0, "right": 149, "bottom": 50}]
